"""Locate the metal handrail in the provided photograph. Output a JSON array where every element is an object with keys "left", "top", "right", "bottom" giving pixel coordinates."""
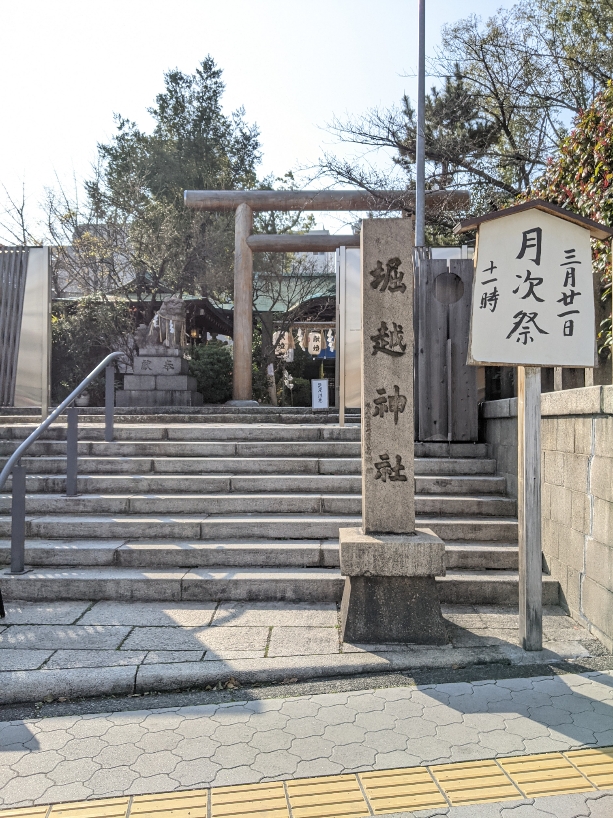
[
  {"left": 0, "top": 351, "right": 123, "bottom": 491},
  {"left": 1, "top": 350, "right": 122, "bottom": 574}
]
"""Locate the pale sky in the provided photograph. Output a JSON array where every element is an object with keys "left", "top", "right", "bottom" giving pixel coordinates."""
[{"left": 0, "top": 0, "right": 514, "bottom": 241}]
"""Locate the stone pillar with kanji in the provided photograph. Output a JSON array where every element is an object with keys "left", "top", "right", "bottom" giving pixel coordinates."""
[{"left": 339, "top": 218, "right": 447, "bottom": 644}]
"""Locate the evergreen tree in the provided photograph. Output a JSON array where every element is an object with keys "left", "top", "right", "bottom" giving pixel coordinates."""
[{"left": 84, "top": 57, "right": 261, "bottom": 307}]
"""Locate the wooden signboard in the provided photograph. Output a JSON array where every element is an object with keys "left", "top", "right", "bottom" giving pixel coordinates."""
[
  {"left": 456, "top": 200, "right": 613, "bottom": 652},
  {"left": 467, "top": 207, "right": 597, "bottom": 367}
]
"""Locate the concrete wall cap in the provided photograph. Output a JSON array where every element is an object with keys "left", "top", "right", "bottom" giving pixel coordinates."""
[
  {"left": 482, "top": 398, "right": 515, "bottom": 419},
  {"left": 483, "top": 385, "right": 613, "bottom": 419},
  {"left": 541, "top": 386, "right": 605, "bottom": 416}
]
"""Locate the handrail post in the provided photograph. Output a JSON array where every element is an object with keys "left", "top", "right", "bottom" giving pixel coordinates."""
[
  {"left": 66, "top": 406, "right": 78, "bottom": 496},
  {"left": 105, "top": 364, "right": 115, "bottom": 443},
  {"left": 0, "top": 351, "right": 122, "bottom": 496},
  {"left": 10, "top": 461, "right": 26, "bottom": 574}
]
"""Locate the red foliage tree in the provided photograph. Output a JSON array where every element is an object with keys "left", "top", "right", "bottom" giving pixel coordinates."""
[{"left": 523, "top": 84, "right": 613, "bottom": 358}]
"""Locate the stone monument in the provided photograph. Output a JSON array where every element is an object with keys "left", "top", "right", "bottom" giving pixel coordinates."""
[
  {"left": 116, "top": 296, "right": 203, "bottom": 407},
  {"left": 339, "top": 218, "right": 448, "bottom": 644}
]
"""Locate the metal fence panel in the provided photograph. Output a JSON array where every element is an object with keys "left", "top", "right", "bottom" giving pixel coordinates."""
[{"left": 0, "top": 248, "right": 29, "bottom": 406}]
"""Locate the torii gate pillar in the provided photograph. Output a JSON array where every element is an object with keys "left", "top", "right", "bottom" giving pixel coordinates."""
[{"left": 232, "top": 203, "right": 254, "bottom": 403}]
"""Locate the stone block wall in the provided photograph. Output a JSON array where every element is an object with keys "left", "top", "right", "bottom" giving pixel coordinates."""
[
  {"left": 480, "top": 399, "right": 518, "bottom": 498},
  {"left": 483, "top": 385, "right": 613, "bottom": 651}
]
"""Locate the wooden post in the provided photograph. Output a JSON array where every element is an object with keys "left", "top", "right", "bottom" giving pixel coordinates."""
[
  {"left": 417, "top": 259, "right": 448, "bottom": 442},
  {"left": 233, "top": 203, "right": 254, "bottom": 401},
  {"left": 336, "top": 247, "right": 345, "bottom": 427},
  {"left": 517, "top": 365, "right": 543, "bottom": 651}
]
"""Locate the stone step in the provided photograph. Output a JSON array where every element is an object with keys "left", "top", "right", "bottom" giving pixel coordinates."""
[
  {"left": 0, "top": 565, "right": 558, "bottom": 605},
  {"left": 0, "top": 437, "right": 490, "bottom": 460},
  {"left": 0, "top": 440, "right": 363, "bottom": 458},
  {"left": 2, "top": 456, "right": 497, "bottom": 477},
  {"left": 0, "top": 513, "right": 518, "bottom": 541},
  {"left": 438, "top": 570, "right": 559, "bottom": 606},
  {"left": 0, "top": 566, "right": 344, "bottom": 603},
  {"left": 5, "top": 456, "right": 348, "bottom": 476},
  {"left": 0, "top": 410, "right": 358, "bottom": 425},
  {"left": 0, "top": 538, "right": 520, "bottom": 570},
  {"left": 418, "top": 495, "right": 516, "bottom": 517},
  {"left": 0, "top": 424, "right": 361, "bottom": 442},
  {"left": 444, "top": 542, "right": 518, "bottom": 570},
  {"left": 0, "top": 492, "right": 516, "bottom": 517},
  {"left": 3, "top": 473, "right": 506, "bottom": 496},
  {"left": 0, "top": 422, "right": 488, "bottom": 457},
  {"left": 416, "top": 475, "right": 504, "bottom": 494},
  {"left": 423, "top": 517, "right": 517, "bottom": 542},
  {"left": 0, "top": 538, "right": 339, "bottom": 568}
]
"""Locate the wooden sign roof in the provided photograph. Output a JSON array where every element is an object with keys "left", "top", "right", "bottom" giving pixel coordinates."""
[{"left": 454, "top": 199, "right": 613, "bottom": 241}]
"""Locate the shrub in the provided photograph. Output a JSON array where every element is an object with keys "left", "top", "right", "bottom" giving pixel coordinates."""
[
  {"left": 188, "top": 342, "right": 233, "bottom": 403},
  {"left": 291, "top": 377, "right": 311, "bottom": 406},
  {"left": 251, "top": 326, "right": 272, "bottom": 403},
  {"left": 277, "top": 376, "right": 311, "bottom": 406}
]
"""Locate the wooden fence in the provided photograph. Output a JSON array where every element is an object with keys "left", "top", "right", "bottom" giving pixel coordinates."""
[{"left": 415, "top": 258, "right": 478, "bottom": 442}]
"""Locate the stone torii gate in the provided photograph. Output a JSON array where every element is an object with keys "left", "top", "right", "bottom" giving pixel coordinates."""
[{"left": 184, "top": 189, "right": 469, "bottom": 403}]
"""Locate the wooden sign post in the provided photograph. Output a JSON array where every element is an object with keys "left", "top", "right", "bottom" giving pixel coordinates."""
[
  {"left": 517, "top": 365, "right": 542, "bottom": 650},
  {"left": 455, "top": 200, "right": 612, "bottom": 651}
]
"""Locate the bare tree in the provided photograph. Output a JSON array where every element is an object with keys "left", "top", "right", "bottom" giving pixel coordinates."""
[
  {"left": 319, "top": 0, "right": 613, "bottom": 231},
  {"left": 45, "top": 171, "right": 135, "bottom": 299},
  {"left": 0, "top": 183, "right": 41, "bottom": 246}
]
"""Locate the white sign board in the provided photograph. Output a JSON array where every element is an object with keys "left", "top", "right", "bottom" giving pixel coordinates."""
[
  {"left": 469, "top": 209, "right": 595, "bottom": 366},
  {"left": 311, "top": 379, "right": 329, "bottom": 408},
  {"left": 336, "top": 247, "right": 362, "bottom": 413}
]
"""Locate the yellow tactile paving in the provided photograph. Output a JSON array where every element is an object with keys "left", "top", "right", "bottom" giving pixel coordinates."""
[
  {"left": 210, "top": 782, "right": 288, "bottom": 818},
  {"left": 130, "top": 790, "right": 208, "bottom": 818},
  {"left": 360, "top": 767, "right": 447, "bottom": 813},
  {"left": 429, "top": 759, "right": 522, "bottom": 805},
  {"left": 4, "top": 747, "right": 613, "bottom": 818},
  {"left": 48, "top": 799, "right": 130, "bottom": 818},
  {"left": 566, "top": 747, "right": 613, "bottom": 789},
  {"left": 286, "top": 774, "right": 367, "bottom": 818},
  {"left": 499, "top": 752, "right": 595, "bottom": 798}
]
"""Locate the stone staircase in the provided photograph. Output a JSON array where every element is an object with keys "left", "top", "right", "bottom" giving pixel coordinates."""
[{"left": 0, "top": 414, "right": 559, "bottom": 606}]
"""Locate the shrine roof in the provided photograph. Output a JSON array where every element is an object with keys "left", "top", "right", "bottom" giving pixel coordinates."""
[{"left": 454, "top": 199, "right": 613, "bottom": 240}]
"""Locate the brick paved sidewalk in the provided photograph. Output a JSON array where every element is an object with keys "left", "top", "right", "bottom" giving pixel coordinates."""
[
  {"left": 1, "top": 668, "right": 612, "bottom": 814},
  {"left": 0, "top": 601, "right": 607, "bottom": 705}
]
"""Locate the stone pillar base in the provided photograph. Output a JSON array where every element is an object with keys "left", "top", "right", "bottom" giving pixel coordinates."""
[
  {"left": 339, "top": 527, "right": 448, "bottom": 645},
  {"left": 117, "top": 350, "right": 203, "bottom": 407},
  {"left": 340, "top": 575, "right": 448, "bottom": 644}
]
